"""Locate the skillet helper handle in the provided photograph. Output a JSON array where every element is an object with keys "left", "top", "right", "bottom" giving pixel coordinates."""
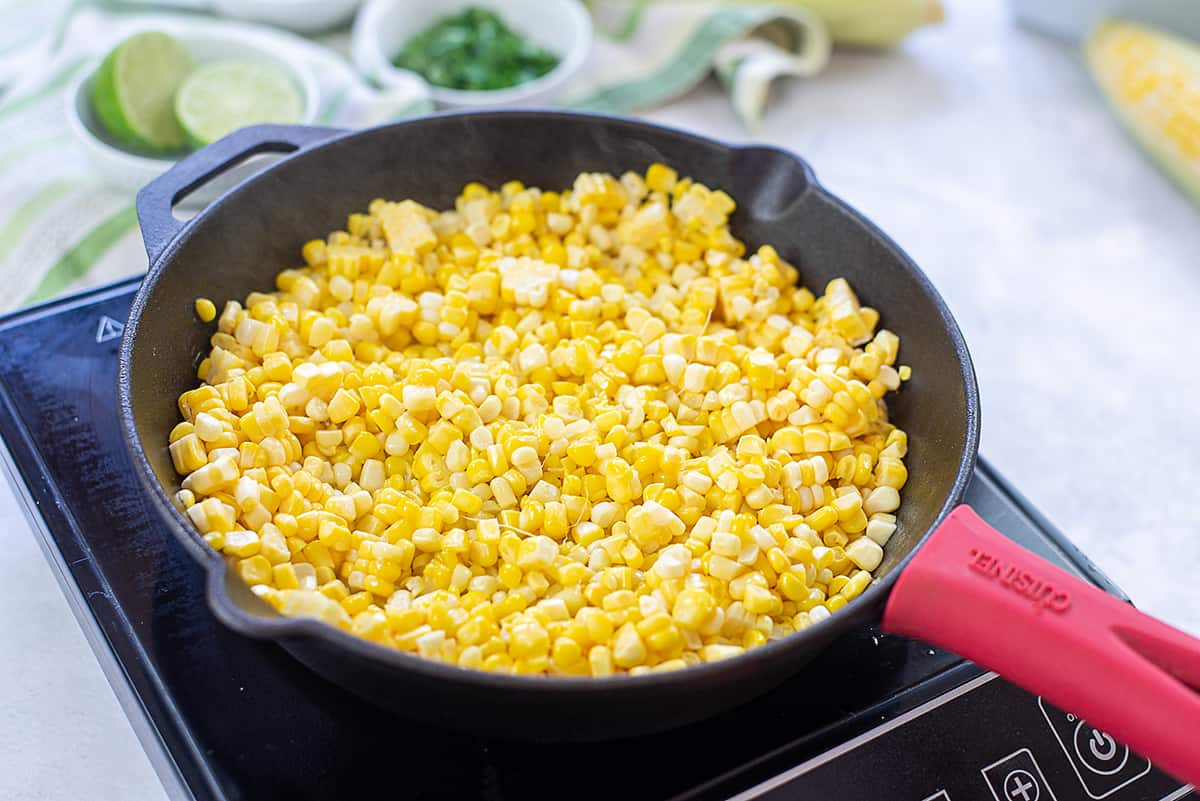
[
  {"left": 135, "top": 124, "right": 346, "bottom": 264},
  {"left": 882, "top": 505, "right": 1200, "bottom": 785}
]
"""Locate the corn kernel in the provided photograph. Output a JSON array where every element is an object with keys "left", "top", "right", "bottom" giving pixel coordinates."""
[
  {"left": 612, "top": 622, "right": 647, "bottom": 668},
  {"left": 194, "top": 297, "right": 217, "bottom": 322},
  {"left": 845, "top": 537, "right": 884, "bottom": 572}
]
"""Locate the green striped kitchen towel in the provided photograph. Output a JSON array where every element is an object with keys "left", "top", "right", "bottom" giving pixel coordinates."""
[
  {"left": 571, "top": 1, "right": 829, "bottom": 125},
  {"left": 0, "top": 1, "right": 829, "bottom": 310}
]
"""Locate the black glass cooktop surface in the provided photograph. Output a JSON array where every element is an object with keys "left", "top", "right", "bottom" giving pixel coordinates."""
[{"left": 0, "top": 280, "right": 1190, "bottom": 801}]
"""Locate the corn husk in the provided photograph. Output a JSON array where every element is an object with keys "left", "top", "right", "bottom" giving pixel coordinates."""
[{"left": 741, "top": 0, "right": 945, "bottom": 48}]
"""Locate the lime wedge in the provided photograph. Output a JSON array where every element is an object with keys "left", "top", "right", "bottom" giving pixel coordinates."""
[
  {"left": 91, "top": 31, "right": 192, "bottom": 152},
  {"left": 174, "top": 61, "right": 303, "bottom": 148}
]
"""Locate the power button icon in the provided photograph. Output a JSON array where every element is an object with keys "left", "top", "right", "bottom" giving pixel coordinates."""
[
  {"left": 1038, "top": 698, "right": 1152, "bottom": 799},
  {"left": 1076, "top": 726, "right": 1127, "bottom": 775}
]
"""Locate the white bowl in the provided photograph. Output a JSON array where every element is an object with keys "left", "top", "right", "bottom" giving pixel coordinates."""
[
  {"left": 211, "top": 0, "right": 362, "bottom": 35},
  {"left": 67, "top": 27, "right": 319, "bottom": 204},
  {"left": 352, "top": 0, "right": 592, "bottom": 108}
]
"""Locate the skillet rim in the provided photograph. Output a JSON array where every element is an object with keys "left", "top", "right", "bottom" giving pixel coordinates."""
[{"left": 117, "top": 108, "right": 981, "bottom": 697}]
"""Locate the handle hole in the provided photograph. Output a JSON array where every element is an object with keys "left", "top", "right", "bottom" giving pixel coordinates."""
[
  {"left": 171, "top": 150, "right": 292, "bottom": 221},
  {"left": 732, "top": 145, "right": 814, "bottom": 221},
  {"left": 1114, "top": 625, "right": 1200, "bottom": 693}
]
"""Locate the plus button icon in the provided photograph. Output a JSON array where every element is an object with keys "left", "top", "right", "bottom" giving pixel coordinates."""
[
  {"left": 1004, "top": 770, "right": 1040, "bottom": 801},
  {"left": 983, "top": 749, "right": 1056, "bottom": 801}
]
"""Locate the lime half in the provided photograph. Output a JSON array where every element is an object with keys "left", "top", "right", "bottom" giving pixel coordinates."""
[
  {"left": 174, "top": 61, "right": 303, "bottom": 148},
  {"left": 91, "top": 31, "right": 192, "bottom": 152}
]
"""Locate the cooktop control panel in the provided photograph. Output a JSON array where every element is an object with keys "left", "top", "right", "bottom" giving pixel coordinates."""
[{"left": 733, "top": 673, "right": 1191, "bottom": 801}]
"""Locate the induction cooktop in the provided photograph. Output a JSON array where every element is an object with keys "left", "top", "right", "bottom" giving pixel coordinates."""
[{"left": 0, "top": 279, "right": 1190, "bottom": 801}]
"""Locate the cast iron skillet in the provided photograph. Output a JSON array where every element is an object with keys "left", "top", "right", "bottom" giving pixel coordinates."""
[{"left": 118, "top": 113, "right": 1200, "bottom": 781}]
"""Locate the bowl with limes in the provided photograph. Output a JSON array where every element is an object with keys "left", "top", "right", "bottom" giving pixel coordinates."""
[{"left": 68, "top": 28, "right": 319, "bottom": 201}]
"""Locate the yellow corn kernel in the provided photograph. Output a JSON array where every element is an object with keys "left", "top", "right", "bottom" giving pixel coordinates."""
[
  {"left": 510, "top": 621, "right": 551, "bottom": 659},
  {"left": 778, "top": 570, "right": 809, "bottom": 601},
  {"left": 194, "top": 297, "right": 217, "bottom": 322},
  {"left": 327, "top": 388, "right": 361, "bottom": 424},
  {"left": 169, "top": 433, "right": 208, "bottom": 474},
  {"left": 577, "top": 607, "right": 614, "bottom": 643},
  {"left": 349, "top": 431, "right": 381, "bottom": 459},
  {"left": 876, "top": 458, "right": 908, "bottom": 489},
  {"left": 588, "top": 645, "right": 615, "bottom": 676},
  {"left": 282, "top": 590, "right": 351, "bottom": 629},
  {"left": 701, "top": 644, "right": 745, "bottom": 663},
  {"left": 672, "top": 588, "right": 715, "bottom": 629},
  {"left": 845, "top": 537, "right": 884, "bottom": 572},
  {"left": 604, "top": 458, "right": 637, "bottom": 504},
  {"left": 612, "top": 623, "right": 647, "bottom": 668},
  {"left": 805, "top": 505, "right": 838, "bottom": 531},
  {"left": 552, "top": 636, "right": 583, "bottom": 667},
  {"left": 645, "top": 163, "right": 678, "bottom": 193}
]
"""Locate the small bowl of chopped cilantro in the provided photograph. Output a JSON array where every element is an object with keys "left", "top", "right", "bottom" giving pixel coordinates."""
[{"left": 352, "top": 0, "right": 592, "bottom": 107}]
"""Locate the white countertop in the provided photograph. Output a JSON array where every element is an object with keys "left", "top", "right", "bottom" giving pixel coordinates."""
[{"left": 3, "top": 2, "right": 1199, "bottom": 798}]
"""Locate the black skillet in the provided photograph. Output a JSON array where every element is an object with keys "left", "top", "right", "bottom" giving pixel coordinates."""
[{"left": 118, "top": 113, "right": 1200, "bottom": 782}]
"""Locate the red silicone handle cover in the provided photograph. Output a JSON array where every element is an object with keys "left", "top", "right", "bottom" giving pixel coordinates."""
[{"left": 882, "top": 505, "right": 1200, "bottom": 786}]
